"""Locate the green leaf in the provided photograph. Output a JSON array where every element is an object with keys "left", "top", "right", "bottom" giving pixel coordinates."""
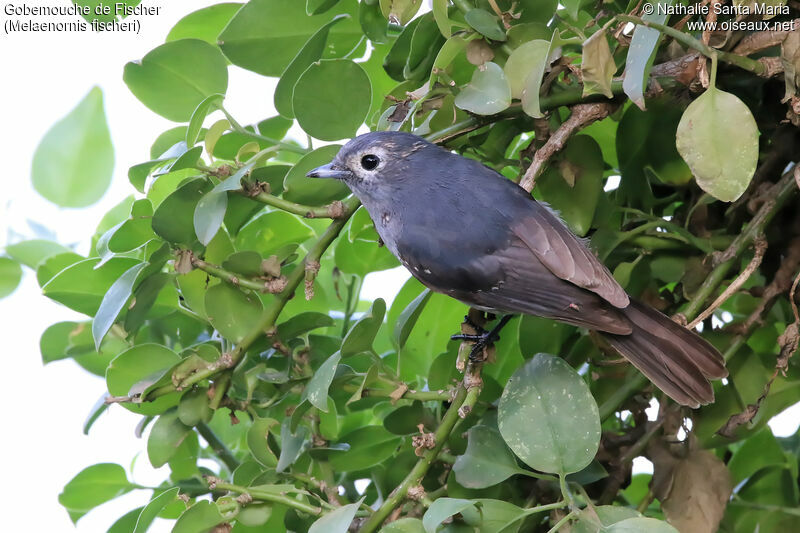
[
  {"left": 36, "top": 252, "right": 84, "bottom": 288},
  {"left": 5, "top": 239, "right": 70, "bottom": 269},
  {"left": 277, "top": 418, "right": 310, "bottom": 472},
  {"left": 205, "top": 282, "right": 264, "bottom": 343},
  {"left": 236, "top": 211, "right": 316, "bottom": 259},
  {"left": 453, "top": 426, "right": 522, "bottom": 489},
  {"left": 360, "top": 0, "right": 389, "bottom": 43},
  {"left": 533, "top": 135, "right": 604, "bottom": 236},
  {"left": 329, "top": 425, "right": 401, "bottom": 471},
  {"left": 309, "top": 501, "right": 361, "bottom": 533},
  {"left": 294, "top": 59, "right": 372, "bottom": 141},
  {"left": 106, "top": 343, "right": 182, "bottom": 416},
  {"left": 432, "top": 0, "right": 452, "bottom": 37},
  {"left": 582, "top": 29, "right": 616, "bottom": 98},
  {"left": 379, "top": 0, "right": 421, "bottom": 25},
  {"left": 152, "top": 177, "right": 212, "bottom": 244},
  {"left": 727, "top": 427, "right": 787, "bottom": 485},
  {"left": 133, "top": 487, "right": 180, "bottom": 533},
  {"left": 166, "top": 3, "right": 242, "bottom": 44},
  {"left": 173, "top": 500, "right": 225, "bottom": 533},
  {"left": 455, "top": 62, "right": 511, "bottom": 116},
  {"left": 41, "top": 257, "right": 140, "bottom": 315},
  {"left": 622, "top": 1, "right": 671, "bottom": 110},
  {"left": 498, "top": 353, "right": 601, "bottom": 475},
  {"left": 607, "top": 517, "right": 679, "bottom": 533},
  {"left": 148, "top": 408, "right": 193, "bottom": 467},
  {"left": 302, "top": 352, "right": 341, "bottom": 412},
  {"left": 0, "top": 257, "right": 22, "bottom": 300},
  {"left": 58, "top": 463, "right": 133, "bottom": 523},
  {"left": 675, "top": 84, "right": 759, "bottom": 202},
  {"left": 219, "top": 0, "right": 363, "bottom": 77},
  {"left": 178, "top": 387, "right": 213, "bottom": 427},
  {"left": 423, "top": 498, "right": 475, "bottom": 533},
  {"left": 247, "top": 417, "right": 280, "bottom": 468},
  {"left": 32, "top": 87, "right": 113, "bottom": 207},
  {"left": 341, "top": 298, "right": 386, "bottom": 357},
  {"left": 460, "top": 499, "right": 527, "bottom": 532},
  {"left": 277, "top": 311, "right": 334, "bottom": 340},
  {"left": 381, "top": 518, "right": 426, "bottom": 533},
  {"left": 108, "top": 507, "right": 143, "bottom": 533},
  {"left": 504, "top": 39, "right": 549, "bottom": 99},
  {"left": 308, "top": 0, "right": 341, "bottom": 15},
  {"left": 465, "top": 8, "right": 506, "bottom": 41},
  {"left": 283, "top": 144, "right": 350, "bottom": 205},
  {"left": 572, "top": 506, "right": 640, "bottom": 533},
  {"left": 393, "top": 288, "right": 432, "bottom": 349},
  {"left": 123, "top": 39, "right": 228, "bottom": 122},
  {"left": 92, "top": 262, "right": 147, "bottom": 349},
  {"left": 275, "top": 15, "right": 349, "bottom": 118},
  {"left": 186, "top": 93, "right": 224, "bottom": 147}
]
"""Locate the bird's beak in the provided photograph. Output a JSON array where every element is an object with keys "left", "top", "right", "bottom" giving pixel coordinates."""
[{"left": 307, "top": 163, "right": 352, "bottom": 180}]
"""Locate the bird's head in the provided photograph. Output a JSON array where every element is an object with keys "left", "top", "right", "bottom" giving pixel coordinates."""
[{"left": 306, "top": 131, "right": 435, "bottom": 198}]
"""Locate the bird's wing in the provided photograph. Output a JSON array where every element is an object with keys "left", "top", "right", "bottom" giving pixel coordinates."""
[
  {"left": 511, "top": 202, "right": 630, "bottom": 308},
  {"left": 457, "top": 242, "right": 634, "bottom": 335}
]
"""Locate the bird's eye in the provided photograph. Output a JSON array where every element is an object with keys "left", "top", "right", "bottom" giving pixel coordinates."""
[{"left": 360, "top": 154, "right": 380, "bottom": 171}]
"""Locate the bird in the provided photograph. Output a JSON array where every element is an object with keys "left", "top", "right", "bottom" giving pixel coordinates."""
[{"left": 307, "top": 131, "right": 727, "bottom": 407}]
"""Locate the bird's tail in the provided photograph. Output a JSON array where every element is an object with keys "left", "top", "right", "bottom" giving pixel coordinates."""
[{"left": 600, "top": 299, "right": 728, "bottom": 408}]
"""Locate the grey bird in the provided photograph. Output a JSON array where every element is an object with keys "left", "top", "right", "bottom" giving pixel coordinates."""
[{"left": 307, "top": 131, "right": 727, "bottom": 407}]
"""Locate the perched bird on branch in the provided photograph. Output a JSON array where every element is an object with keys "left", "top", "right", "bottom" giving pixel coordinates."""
[{"left": 308, "top": 131, "right": 727, "bottom": 407}]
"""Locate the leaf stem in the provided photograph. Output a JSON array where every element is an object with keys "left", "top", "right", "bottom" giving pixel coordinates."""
[
  {"left": 546, "top": 509, "right": 578, "bottom": 533},
  {"left": 244, "top": 189, "right": 345, "bottom": 218},
  {"left": 616, "top": 14, "right": 766, "bottom": 76},
  {"left": 214, "top": 481, "right": 324, "bottom": 516},
  {"left": 197, "top": 422, "right": 240, "bottom": 472},
  {"left": 220, "top": 107, "right": 309, "bottom": 154}
]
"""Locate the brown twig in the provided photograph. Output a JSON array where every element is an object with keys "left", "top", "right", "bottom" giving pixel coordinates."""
[
  {"left": 519, "top": 102, "right": 617, "bottom": 192},
  {"left": 687, "top": 236, "right": 768, "bottom": 329},
  {"left": 732, "top": 20, "right": 800, "bottom": 56}
]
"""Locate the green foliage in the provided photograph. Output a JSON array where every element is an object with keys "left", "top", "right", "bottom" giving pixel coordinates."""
[{"left": 12, "top": 1, "right": 800, "bottom": 532}]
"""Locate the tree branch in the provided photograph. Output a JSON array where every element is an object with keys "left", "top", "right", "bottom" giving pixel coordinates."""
[
  {"left": 245, "top": 190, "right": 346, "bottom": 219},
  {"left": 197, "top": 422, "right": 240, "bottom": 472},
  {"left": 145, "top": 196, "right": 362, "bottom": 402},
  {"left": 358, "top": 365, "right": 484, "bottom": 532}
]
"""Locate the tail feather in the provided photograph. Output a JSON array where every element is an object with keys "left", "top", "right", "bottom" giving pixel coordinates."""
[{"left": 601, "top": 300, "right": 727, "bottom": 408}]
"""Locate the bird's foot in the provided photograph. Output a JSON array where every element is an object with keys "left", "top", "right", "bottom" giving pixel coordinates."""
[{"left": 451, "top": 315, "right": 501, "bottom": 363}]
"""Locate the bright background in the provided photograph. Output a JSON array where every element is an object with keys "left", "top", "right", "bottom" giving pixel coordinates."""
[{"left": 1, "top": 1, "right": 798, "bottom": 532}]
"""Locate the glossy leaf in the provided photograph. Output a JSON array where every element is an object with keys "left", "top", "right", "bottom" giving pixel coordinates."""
[
  {"left": 276, "top": 418, "right": 310, "bottom": 472},
  {"left": 148, "top": 409, "right": 193, "bottom": 467},
  {"left": 205, "top": 282, "right": 264, "bottom": 343},
  {"left": 4, "top": 239, "right": 70, "bottom": 269},
  {"left": 294, "top": 59, "right": 372, "bottom": 141},
  {"left": 106, "top": 343, "right": 181, "bottom": 416},
  {"left": 41, "top": 257, "right": 140, "bottom": 315},
  {"left": 247, "top": 417, "right": 280, "bottom": 468},
  {"left": 275, "top": 15, "right": 349, "bottom": 118},
  {"left": 341, "top": 298, "right": 386, "bottom": 357},
  {"left": 453, "top": 425, "right": 522, "bottom": 488},
  {"left": 58, "top": 463, "right": 133, "bottom": 523},
  {"left": 498, "top": 353, "right": 601, "bottom": 475},
  {"left": 283, "top": 144, "right": 349, "bottom": 205},
  {"left": 173, "top": 500, "right": 225, "bottom": 533},
  {"left": 302, "top": 352, "right": 341, "bottom": 412},
  {"left": 676, "top": 84, "right": 759, "bottom": 202},
  {"left": 166, "top": 3, "right": 242, "bottom": 43},
  {"left": 379, "top": 0, "right": 421, "bottom": 25},
  {"left": 0, "top": 257, "right": 22, "bottom": 300},
  {"left": 92, "top": 262, "right": 147, "bottom": 349},
  {"left": 219, "top": 0, "right": 363, "bottom": 77},
  {"left": 133, "top": 488, "right": 180, "bottom": 533},
  {"left": 622, "top": 2, "right": 670, "bottom": 110},
  {"left": 124, "top": 39, "right": 228, "bottom": 122},
  {"left": 309, "top": 501, "right": 361, "bottom": 533},
  {"left": 465, "top": 8, "right": 506, "bottom": 41},
  {"left": 152, "top": 177, "right": 212, "bottom": 244},
  {"left": 393, "top": 288, "right": 431, "bottom": 349},
  {"left": 186, "top": 93, "right": 223, "bottom": 147},
  {"left": 32, "top": 87, "right": 113, "bottom": 207},
  {"left": 329, "top": 425, "right": 401, "bottom": 471},
  {"left": 423, "top": 498, "right": 475, "bottom": 533},
  {"left": 454, "top": 62, "right": 511, "bottom": 115}
]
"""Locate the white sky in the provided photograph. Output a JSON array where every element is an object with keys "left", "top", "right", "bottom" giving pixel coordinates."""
[{"left": 0, "top": 1, "right": 798, "bottom": 531}]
